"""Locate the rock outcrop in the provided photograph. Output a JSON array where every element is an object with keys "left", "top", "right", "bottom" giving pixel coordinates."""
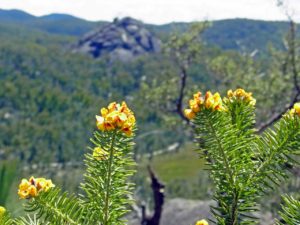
[{"left": 72, "top": 17, "right": 161, "bottom": 61}]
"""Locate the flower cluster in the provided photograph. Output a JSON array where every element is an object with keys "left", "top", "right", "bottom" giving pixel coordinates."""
[
  {"left": 224, "top": 88, "right": 256, "bottom": 106},
  {"left": 184, "top": 91, "right": 224, "bottom": 120},
  {"left": 289, "top": 102, "right": 300, "bottom": 117},
  {"left": 96, "top": 101, "right": 136, "bottom": 136},
  {"left": 93, "top": 147, "right": 109, "bottom": 160},
  {"left": 0, "top": 206, "right": 5, "bottom": 218},
  {"left": 195, "top": 219, "right": 209, "bottom": 225},
  {"left": 18, "top": 177, "right": 55, "bottom": 199}
]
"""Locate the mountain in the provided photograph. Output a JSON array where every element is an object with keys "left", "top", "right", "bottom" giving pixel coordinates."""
[
  {"left": 72, "top": 17, "right": 161, "bottom": 60},
  {"left": 40, "top": 13, "right": 79, "bottom": 21},
  {"left": 0, "top": 9, "right": 35, "bottom": 22},
  {"left": 0, "top": 9, "right": 295, "bottom": 53},
  {"left": 202, "top": 19, "right": 290, "bottom": 51},
  {"left": 0, "top": 9, "right": 100, "bottom": 36},
  {"left": 147, "top": 19, "right": 292, "bottom": 52}
]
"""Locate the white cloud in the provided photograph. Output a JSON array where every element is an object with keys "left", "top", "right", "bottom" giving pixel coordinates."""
[{"left": 0, "top": 0, "right": 299, "bottom": 24}]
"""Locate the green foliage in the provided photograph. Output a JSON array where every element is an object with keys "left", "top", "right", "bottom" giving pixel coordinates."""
[
  {"left": 276, "top": 195, "right": 300, "bottom": 224},
  {"left": 0, "top": 210, "right": 13, "bottom": 225},
  {"left": 24, "top": 188, "right": 85, "bottom": 225},
  {"left": 0, "top": 108, "right": 136, "bottom": 225},
  {"left": 15, "top": 214, "right": 49, "bottom": 225},
  {"left": 81, "top": 130, "right": 136, "bottom": 225},
  {"left": 192, "top": 93, "right": 300, "bottom": 224},
  {"left": 0, "top": 161, "right": 17, "bottom": 206}
]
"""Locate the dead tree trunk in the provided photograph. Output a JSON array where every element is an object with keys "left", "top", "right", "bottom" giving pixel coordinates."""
[{"left": 141, "top": 166, "right": 165, "bottom": 225}]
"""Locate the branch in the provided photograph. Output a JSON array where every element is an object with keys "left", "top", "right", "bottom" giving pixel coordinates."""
[
  {"left": 174, "top": 64, "right": 190, "bottom": 123},
  {"left": 257, "top": 19, "right": 299, "bottom": 132},
  {"left": 141, "top": 166, "right": 165, "bottom": 225},
  {"left": 257, "top": 92, "right": 300, "bottom": 132}
]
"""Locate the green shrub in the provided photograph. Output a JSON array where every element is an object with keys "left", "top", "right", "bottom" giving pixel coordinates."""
[{"left": 185, "top": 88, "right": 300, "bottom": 224}]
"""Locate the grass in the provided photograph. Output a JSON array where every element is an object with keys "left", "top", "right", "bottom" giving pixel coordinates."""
[
  {"left": 151, "top": 143, "right": 206, "bottom": 182},
  {"left": 136, "top": 142, "right": 212, "bottom": 199}
]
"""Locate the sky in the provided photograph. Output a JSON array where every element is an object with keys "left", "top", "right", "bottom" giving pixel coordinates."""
[{"left": 0, "top": 0, "right": 300, "bottom": 24}]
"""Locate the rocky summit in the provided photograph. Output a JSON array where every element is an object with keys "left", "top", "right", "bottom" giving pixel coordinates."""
[{"left": 73, "top": 17, "right": 161, "bottom": 61}]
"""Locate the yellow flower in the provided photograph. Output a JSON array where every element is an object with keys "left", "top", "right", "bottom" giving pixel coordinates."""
[
  {"left": 204, "top": 91, "right": 223, "bottom": 111},
  {"left": 108, "top": 102, "right": 118, "bottom": 112},
  {"left": 289, "top": 102, "right": 300, "bottom": 116},
  {"left": 0, "top": 206, "right": 6, "bottom": 218},
  {"left": 93, "top": 147, "right": 109, "bottom": 160},
  {"left": 18, "top": 177, "right": 54, "bottom": 199},
  {"left": 189, "top": 99, "right": 200, "bottom": 113},
  {"left": 184, "top": 91, "right": 224, "bottom": 120},
  {"left": 195, "top": 219, "right": 209, "bottom": 225},
  {"left": 18, "top": 178, "right": 32, "bottom": 199},
  {"left": 225, "top": 88, "right": 256, "bottom": 106},
  {"left": 227, "top": 89, "right": 234, "bottom": 98},
  {"left": 188, "top": 92, "right": 204, "bottom": 113},
  {"left": 184, "top": 109, "right": 196, "bottom": 120},
  {"left": 121, "top": 126, "right": 133, "bottom": 136},
  {"left": 204, "top": 91, "right": 214, "bottom": 109},
  {"left": 96, "top": 101, "right": 135, "bottom": 136},
  {"left": 100, "top": 107, "right": 108, "bottom": 117},
  {"left": 35, "top": 178, "right": 55, "bottom": 192},
  {"left": 293, "top": 103, "right": 300, "bottom": 115}
]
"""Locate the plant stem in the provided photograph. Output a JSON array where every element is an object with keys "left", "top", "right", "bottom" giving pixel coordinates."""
[
  {"left": 103, "top": 131, "right": 117, "bottom": 225},
  {"left": 206, "top": 114, "right": 238, "bottom": 225}
]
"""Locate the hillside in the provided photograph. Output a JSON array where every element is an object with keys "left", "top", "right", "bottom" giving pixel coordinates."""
[
  {"left": 0, "top": 8, "right": 294, "bottom": 163},
  {"left": 0, "top": 9, "right": 100, "bottom": 36},
  {"left": 0, "top": 9, "right": 295, "bottom": 52}
]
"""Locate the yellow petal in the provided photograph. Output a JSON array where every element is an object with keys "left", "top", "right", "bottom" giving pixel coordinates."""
[
  {"left": 18, "top": 190, "right": 29, "bottom": 199},
  {"left": 122, "top": 127, "right": 133, "bottom": 136},
  {"left": 28, "top": 186, "right": 37, "bottom": 197},
  {"left": 213, "top": 92, "right": 221, "bottom": 103},
  {"left": 96, "top": 115, "right": 106, "bottom": 131},
  {"left": 227, "top": 89, "right": 233, "bottom": 98},
  {"left": 193, "top": 91, "right": 202, "bottom": 100},
  {"left": 108, "top": 102, "right": 117, "bottom": 112},
  {"left": 294, "top": 102, "right": 300, "bottom": 114},
  {"left": 205, "top": 97, "right": 214, "bottom": 109},
  {"left": 205, "top": 91, "right": 213, "bottom": 100},
  {"left": 184, "top": 109, "right": 196, "bottom": 120},
  {"left": 189, "top": 99, "right": 200, "bottom": 113},
  {"left": 0, "top": 206, "right": 6, "bottom": 218},
  {"left": 100, "top": 108, "right": 108, "bottom": 117},
  {"left": 195, "top": 219, "right": 209, "bottom": 225}
]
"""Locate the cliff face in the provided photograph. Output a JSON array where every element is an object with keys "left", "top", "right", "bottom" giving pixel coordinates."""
[{"left": 73, "top": 17, "right": 161, "bottom": 61}]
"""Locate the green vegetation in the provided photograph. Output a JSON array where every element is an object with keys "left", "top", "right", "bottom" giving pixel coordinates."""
[
  {"left": 0, "top": 9, "right": 300, "bottom": 223},
  {"left": 2, "top": 102, "right": 136, "bottom": 225},
  {"left": 0, "top": 161, "right": 17, "bottom": 206},
  {"left": 188, "top": 89, "right": 300, "bottom": 224},
  {"left": 152, "top": 145, "right": 205, "bottom": 183}
]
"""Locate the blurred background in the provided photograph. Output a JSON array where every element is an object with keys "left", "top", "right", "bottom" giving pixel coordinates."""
[{"left": 0, "top": 0, "right": 300, "bottom": 224}]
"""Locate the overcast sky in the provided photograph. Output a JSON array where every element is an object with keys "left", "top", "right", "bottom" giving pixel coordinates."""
[{"left": 0, "top": 0, "right": 299, "bottom": 24}]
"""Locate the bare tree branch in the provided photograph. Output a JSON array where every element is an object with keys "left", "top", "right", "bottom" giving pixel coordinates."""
[
  {"left": 257, "top": 92, "right": 300, "bottom": 132},
  {"left": 174, "top": 64, "right": 190, "bottom": 123},
  {"left": 141, "top": 166, "right": 165, "bottom": 225}
]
